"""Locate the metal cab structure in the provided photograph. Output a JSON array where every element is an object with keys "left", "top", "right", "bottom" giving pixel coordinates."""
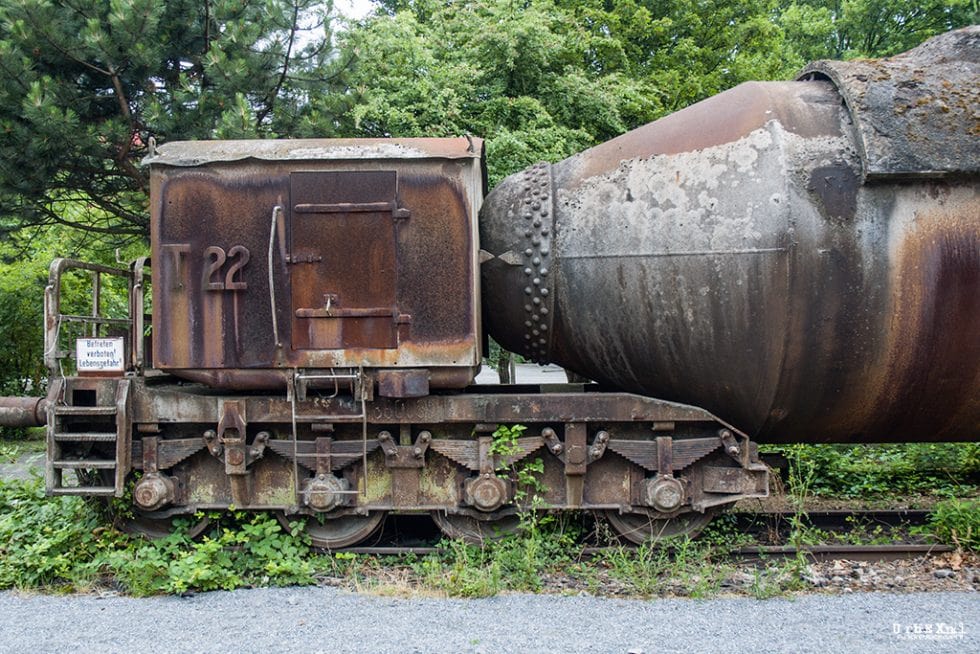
[{"left": 144, "top": 137, "right": 487, "bottom": 396}]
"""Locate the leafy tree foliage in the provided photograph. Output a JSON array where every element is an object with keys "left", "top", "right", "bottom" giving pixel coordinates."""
[
  {"left": 0, "top": 0, "right": 337, "bottom": 239},
  {"left": 778, "top": 0, "right": 977, "bottom": 61},
  {"left": 0, "top": 222, "right": 142, "bottom": 411},
  {"left": 0, "top": 239, "right": 46, "bottom": 397},
  {"left": 337, "top": 0, "right": 662, "bottom": 184},
  {"left": 346, "top": 0, "right": 973, "bottom": 183},
  {"left": 0, "top": 0, "right": 972, "bottom": 231}
]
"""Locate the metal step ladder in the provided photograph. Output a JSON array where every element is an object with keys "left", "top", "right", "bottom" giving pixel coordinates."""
[
  {"left": 289, "top": 369, "right": 368, "bottom": 506},
  {"left": 46, "top": 378, "right": 132, "bottom": 497}
]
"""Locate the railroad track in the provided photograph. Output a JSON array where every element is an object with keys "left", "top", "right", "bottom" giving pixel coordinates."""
[
  {"left": 731, "top": 508, "right": 932, "bottom": 529},
  {"left": 731, "top": 543, "right": 954, "bottom": 562},
  {"left": 329, "top": 508, "right": 945, "bottom": 561},
  {"left": 728, "top": 508, "right": 933, "bottom": 540},
  {"left": 339, "top": 543, "right": 953, "bottom": 562}
]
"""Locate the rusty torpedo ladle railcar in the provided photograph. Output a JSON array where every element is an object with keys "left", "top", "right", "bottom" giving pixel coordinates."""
[{"left": 0, "top": 28, "right": 976, "bottom": 547}]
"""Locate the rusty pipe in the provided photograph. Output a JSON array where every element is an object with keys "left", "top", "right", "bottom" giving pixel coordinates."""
[{"left": 0, "top": 397, "right": 48, "bottom": 428}]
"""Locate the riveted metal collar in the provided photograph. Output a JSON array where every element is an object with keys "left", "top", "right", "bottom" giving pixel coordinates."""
[{"left": 517, "top": 163, "right": 556, "bottom": 363}]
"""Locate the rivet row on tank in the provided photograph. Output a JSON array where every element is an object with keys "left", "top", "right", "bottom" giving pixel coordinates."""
[{"left": 519, "top": 163, "right": 556, "bottom": 363}]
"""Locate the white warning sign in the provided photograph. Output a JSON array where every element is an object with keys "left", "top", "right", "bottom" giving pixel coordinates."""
[{"left": 76, "top": 338, "right": 125, "bottom": 372}]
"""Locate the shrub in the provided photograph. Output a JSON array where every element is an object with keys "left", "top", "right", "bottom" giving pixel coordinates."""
[
  {"left": 924, "top": 498, "right": 980, "bottom": 551},
  {"left": 0, "top": 477, "right": 314, "bottom": 594}
]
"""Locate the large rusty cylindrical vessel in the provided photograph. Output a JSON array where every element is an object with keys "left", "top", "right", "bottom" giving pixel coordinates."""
[{"left": 480, "top": 28, "right": 979, "bottom": 444}]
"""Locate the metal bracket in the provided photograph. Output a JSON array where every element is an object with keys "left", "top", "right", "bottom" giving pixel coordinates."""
[
  {"left": 378, "top": 430, "right": 431, "bottom": 468},
  {"left": 203, "top": 402, "right": 268, "bottom": 477},
  {"left": 541, "top": 425, "right": 611, "bottom": 508},
  {"left": 719, "top": 428, "right": 749, "bottom": 466},
  {"left": 656, "top": 435, "right": 673, "bottom": 476},
  {"left": 133, "top": 436, "right": 179, "bottom": 511},
  {"left": 315, "top": 437, "right": 332, "bottom": 476},
  {"left": 542, "top": 427, "right": 608, "bottom": 464}
]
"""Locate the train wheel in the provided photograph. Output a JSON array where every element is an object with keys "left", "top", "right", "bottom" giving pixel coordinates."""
[
  {"left": 431, "top": 511, "right": 521, "bottom": 545},
  {"left": 603, "top": 509, "right": 715, "bottom": 545},
  {"left": 119, "top": 514, "right": 212, "bottom": 540},
  {"left": 276, "top": 511, "right": 386, "bottom": 550}
]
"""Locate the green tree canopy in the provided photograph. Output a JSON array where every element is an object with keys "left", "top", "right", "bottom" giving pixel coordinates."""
[
  {"left": 0, "top": 0, "right": 338, "bottom": 241},
  {"left": 343, "top": 0, "right": 973, "bottom": 184},
  {"left": 352, "top": 0, "right": 805, "bottom": 182},
  {"left": 778, "top": 0, "right": 977, "bottom": 61},
  {"left": 336, "top": 0, "right": 664, "bottom": 184},
  {"left": 1, "top": 0, "right": 973, "bottom": 234}
]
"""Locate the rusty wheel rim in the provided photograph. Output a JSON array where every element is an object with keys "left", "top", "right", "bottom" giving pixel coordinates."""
[
  {"left": 431, "top": 511, "right": 521, "bottom": 545},
  {"left": 277, "top": 511, "right": 386, "bottom": 550},
  {"left": 603, "top": 509, "right": 715, "bottom": 545},
  {"left": 119, "top": 514, "right": 211, "bottom": 540}
]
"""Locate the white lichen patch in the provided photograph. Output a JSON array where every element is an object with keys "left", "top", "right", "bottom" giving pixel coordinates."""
[{"left": 557, "top": 121, "right": 793, "bottom": 258}]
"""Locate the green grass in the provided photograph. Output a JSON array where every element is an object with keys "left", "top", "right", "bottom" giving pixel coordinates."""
[
  {"left": 0, "top": 440, "right": 976, "bottom": 597},
  {"left": 0, "top": 477, "right": 314, "bottom": 595},
  {"left": 918, "top": 498, "right": 980, "bottom": 551},
  {"left": 0, "top": 428, "right": 45, "bottom": 463},
  {"left": 763, "top": 443, "right": 979, "bottom": 498}
]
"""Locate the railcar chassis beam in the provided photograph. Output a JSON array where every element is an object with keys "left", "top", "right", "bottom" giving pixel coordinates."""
[{"left": 42, "top": 375, "right": 770, "bottom": 545}]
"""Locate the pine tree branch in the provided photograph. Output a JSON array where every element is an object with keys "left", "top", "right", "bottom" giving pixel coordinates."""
[
  {"left": 255, "top": 0, "right": 302, "bottom": 126},
  {"left": 21, "top": 9, "right": 112, "bottom": 77}
]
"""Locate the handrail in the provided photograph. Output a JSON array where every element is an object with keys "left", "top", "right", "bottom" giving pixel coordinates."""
[
  {"left": 131, "top": 256, "right": 151, "bottom": 372},
  {"left": 44, "top": 257, "right": 135, "bottom": 376}
]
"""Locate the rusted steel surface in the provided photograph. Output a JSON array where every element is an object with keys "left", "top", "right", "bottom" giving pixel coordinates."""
[
  {"left": 148, "top": 138, "right": 485, "bottom": 389},
  {"left": 41, "top": 362, "right": 767, "bottom": 542},
  {"left": 799, "top": 26, "right": 979, "bottom": 179},
  {"left": 128, "top": 378, "right": 745, "bottom": 430},
  {"left": 481, "top": 33, "right": 979, "bottom": 444},
  {"left": 111, "top": 377, "right": 767, "bottom": 524},
  {"left": 0, "top": 396, "right": 47, "bottom": 427},
  {"left": 143, "top": 137, "right": 483, "bottom": 166}
]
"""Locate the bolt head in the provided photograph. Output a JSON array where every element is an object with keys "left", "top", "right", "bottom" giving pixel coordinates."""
[
  {"left": 645, "top": 476, "right": 685, "bottom": 512},
  {"left": 227, "top": 449, "right": 245, "bottom": 466},
  {"left": 133, "top": 474, "right": 174, "bottom": 511},
  {"left": 465, "top": 476, "right": 509, "bottom": 512}
]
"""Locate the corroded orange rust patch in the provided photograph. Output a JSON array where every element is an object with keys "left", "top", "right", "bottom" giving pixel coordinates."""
[{"left": 873, "top": 183, "right": 980, "bottom": 440}]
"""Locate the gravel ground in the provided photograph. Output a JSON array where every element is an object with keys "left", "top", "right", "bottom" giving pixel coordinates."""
[
  {"left": 533, "top": 552, "right": 980, "bottom": 596},
  {"left": 0, "top": 587, "right": 980, "bottom": 654},
  {"left": 0, "top": 450, "right": 43, "bottom": 482},
  {"left": 0, "top": 587, "right": 976, "bottom": 653}
]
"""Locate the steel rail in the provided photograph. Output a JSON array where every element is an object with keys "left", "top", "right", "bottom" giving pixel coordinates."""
[{"left": 338, "top": 543, "right": 955, "bottom": 562}]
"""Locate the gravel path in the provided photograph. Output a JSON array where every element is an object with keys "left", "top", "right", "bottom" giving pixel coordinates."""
[
  {"left": 0, "top": 588, "right": 975, "bottom": 653},
  {"left": 0, "top": 451, "right": 43, "bottom": 481}
]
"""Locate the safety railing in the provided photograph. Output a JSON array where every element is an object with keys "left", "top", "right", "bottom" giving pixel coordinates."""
[{"left": 43, "top": 258, "right": 142, "bottom": 376}]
